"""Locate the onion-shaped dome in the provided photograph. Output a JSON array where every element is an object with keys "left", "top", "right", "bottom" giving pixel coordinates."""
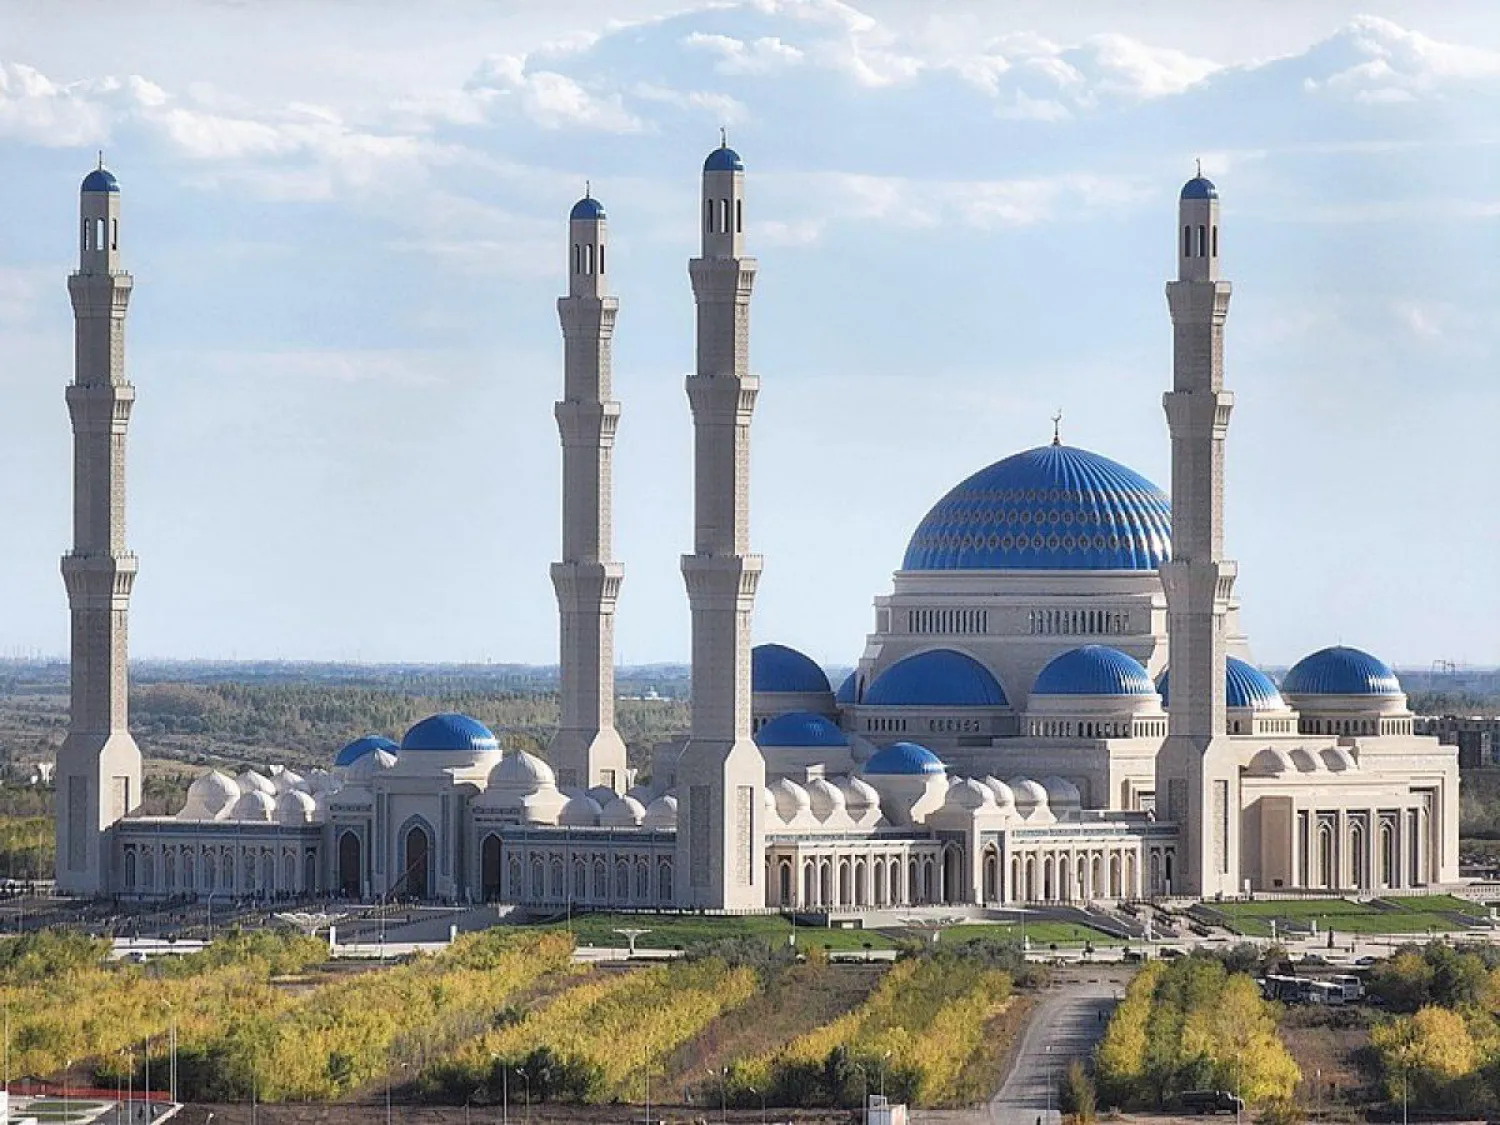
[
  {"left": 237, "top": 769, "right": 276, "bottom": 796},
  {"left": 1181, "top": 175, "right": 1217, "bottom": 201},
  {"left": 345, "top": 747, "right": 397, "bottom": 781},
  {"left": 903, "top": 445, "right": 1171, "bottom": 572},
  {"left": 1321, "top": 746, "right": 1359, "bottom": 772},
  {"left": 230, "top": 790, "right": 276, "bottom": 821},
  {"left": 841, "top": 775, "right": 881, "bottom": 815},
  {"left": 1032, "top": 645, "right": 1155, "bottom": 696},
  {"left": 1249, "top": 747, "right": 1294, "bottom": 776},
  {"left": 600, "top": 794, "right": 646, "bottom": 827},
  {"left": 835, "top": 671, "right": 860, "bottom": 705},
  {"left": 570, "top": 195, "right": 605, "bottom": 221},
  {"left": 643, "top": 794, "right": 678, "bottom": 830},
  {"left": 1008, "top": 777, "right": 1050, "bottom": 815},
  {"left": 863, "top": 741, "right": 946, "bottom": 776},
  {"left": 179, "top": 770, "right": 240, "bottom": 820},
  {"left": 1282, "top": 646, "right": 1402, "bottom": 697},
  {"left": 763, "top": 786, "right": 778, "bottom": 814},
  {"left": 489, "top": 749, "right": 557, "bottom": 791},
  {"left": 624, "top": 784, "right": 654, "bottom": 806},
  {"left": 1041, "top": 775, "right": 1082, "bottom": 808},
  {"left": 1289, "top": 747, "right": 1323, "bottom": 773},
  {"left": 269, "top": 766, "right": 306, "bottom": 794},
  {"left": 756, "top": 710, "right": 848, "bottom": 748},
  {"left": 945, "top": 777, "right": 996, "bottom": 811},
  {"left": 1157, "top": 656, "right": 1285, "bottom": 710},
  {"left": 82, "top": 167, "right": 120, "bottom": 193},
  {"left": 276, "top": 789, "right": 318, "bottom": 825},
  {"left": 752, "top": 644, "right": 832, "bottom": 695},
  {"left": 335, "top": 734, "right": 399, "bottom": 768},
  {"left": 704, "top": 144, "right": 744, "bottom": 172},
  {"left": 558, "top": 792, "right": 603, "bottom": 826},
  {"left": 983, "top": 777, "right": 1017, "bottom": 809},
  {"left": 807, "top": 778, "right": 848, "bottom": 821},
  {"left": 770, "top": 777, "right": 812, "bottom": 821},
  {"left": 589, "top": 784, "right": 620, "bottom": 806},
  {"left": 865, "top": 650, "right": 1007, "bottom": 708},
  {"left": 304, "top": 768, "right": 336, "bottom": 794},
  {"left": 402, "top": 712, "right": 499, "bottom": 753}
]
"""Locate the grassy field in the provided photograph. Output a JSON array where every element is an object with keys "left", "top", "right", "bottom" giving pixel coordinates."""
[
  {"left": 529, "top": 912, "right": 898, "bottom": 951},
  {"left": 1206, "top": 897, "right": 1473, "bottom": 937},
  {"left": 917, "top": 921, "right": 1122, "bottom": 946}
]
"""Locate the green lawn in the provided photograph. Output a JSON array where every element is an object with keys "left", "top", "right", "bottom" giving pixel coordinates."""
[
  {"left": 1381, "top": 894, "right": 1487, "bottom": 915},
  {"left": 929, "top": 921, "right": 1123, "bottom": 947},
  {"left": 527, "top": 912, "right": 898, "bottom": 951},
  {"left": 1209, "top": 897, "right": 1475, "bottom": 937}
]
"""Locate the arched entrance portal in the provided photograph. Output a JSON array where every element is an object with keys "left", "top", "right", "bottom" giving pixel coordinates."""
[
  {"left": 404, "top": 825, "right": 431, "bottom": 899},
  {"left": 481, "top": 834, "right": 503, "bottom": 901},
  {"left": 338, "top": 831, "right": 362, "bottom": 897}
]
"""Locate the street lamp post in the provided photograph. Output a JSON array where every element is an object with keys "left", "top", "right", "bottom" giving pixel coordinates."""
[
  {"left": 63, "top": 1057, "right": 72, "bottom": 1125},
  {"left": 494, "top": 1054, "right": 507, "bottom": 1125},
  {"left": 517, "top": 1066, "right": 531, "bottom": 1125}
]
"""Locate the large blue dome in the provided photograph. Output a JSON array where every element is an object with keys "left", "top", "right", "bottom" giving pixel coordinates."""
[
  {"left": 335, "top": 734, "right": 399, "bottom": 768},
  {"left": 756, "top": 711, "right": 848, "bottom": 748},
  {"left": 752, "top": 643, "right": 831, "bottom": 695},
  {"left": 863, "top": 741, "right": 945, "bottom": 776},
  {"left": 1033, "top": 645, "right": 1154, "bottom": 697},
  {"left": 1282, "top": 646, "right": 1402, "bottom": 697},
  {"left": 1157, "top": 657, "right": 1284, "bottom": 710},
  {"left": 902, "top": 445, "right": 1171, "bottom": 572},
  {"left": 401, "top": 713, "right": 500, "bottom": 753},
  {"left": 864, "top": 649, "right": 1008, "bottom": 708},
  {"left": 835, "top": 671, "right": 860, "bottom": 705}
]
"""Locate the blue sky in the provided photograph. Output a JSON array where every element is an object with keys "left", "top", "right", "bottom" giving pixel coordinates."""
[{"left": 0, "top": 0, "right": 1496, "bottom": 669}]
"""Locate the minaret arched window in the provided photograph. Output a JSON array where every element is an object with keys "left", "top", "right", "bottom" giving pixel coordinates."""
[
  {"left": 96, "top": 218, "right": 106, "bottom": 251},
  {"left": 598, "top": 243, "right": 604, "bottom": 274},
  {"left": 81, "top": 218, "right": 90, "bottom": 253},
  {"left": 584, "top": 243, "right": 593, "bottom": 274},
  {"left": 1183, "top": 225, "right": 1191, "bottom": 258},
  {"left": 736, "top": 199, "right": 742, "bottom": 233},
  {"left": 111, "top": 219, "right": 118, "bottom": 251},
  {"left": 1211, "top": 225, "right": 1218, "bottom": 257},
  {"left": 720, "top": 198, "right": 730, "bottom": 233},
  {"left": 705, "top": 199, "right": 714, "bottom": 233},
  {"left": 1196, "top": 224, "right": 1207, "bottom": 257},
  {"left": 573, "top": 244, "right": 581, "bottom": 274}
]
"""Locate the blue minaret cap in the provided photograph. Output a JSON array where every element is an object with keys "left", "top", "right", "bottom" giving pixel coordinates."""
[
  {"left": 82, "top": 167, "right": 120, "bottom": 194},
  {"left": 570, "top": 195, "right": 605, "bottom": 221},
  {"left": 704, "top": 138, "right": 743, "bottom": 173},
  {"left": 1180, "top": 174, "right": 1217, "bottom": 201}
]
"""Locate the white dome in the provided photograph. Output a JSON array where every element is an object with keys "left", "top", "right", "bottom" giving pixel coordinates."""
[
  {"left": 589, "top": 784, "right": 621, "bottom": 806},
  {"left": 230, "top": 790, "right": 276, "bottom": 822},
  {"left": 1008, "top": 777, "right": 1050, "bottom": 814},
  {"left": 983, "top": 776, "right": 1016, "bottom": 808},
  {"left": 276, "top": 789, "right": 318, "bottom": 825},
  {"left": 490, "top": 749, "right": 557, "bottom": 792},
  {"left": 807, "top": 777, "right": 848, "bottom": 821},
  {"left": 304, "top": 768, "right": 336, "bottom": 795},
  {"left": 600, "top": 794, "right": 646, "bottom": 827},
  {"left": 840, "top": 775, "right": 880, "bottom": 814},
  {"left": 345, "top": 747, "right": 398, "bottom": 781},
  {"left": 237, "top": 769, "right": 276, "bottom": 796},
  {"left": 771, "top": 777, "right": 811, "bottom": 821},
  {"left": 1249, "top": 747, "right": 1294, "bottom": 775},
  {"left": 1041, "top": 776, "right": 1082, "bottom": 808},
  {"left": 269, "top": 766, "right": 306, "bottom": 794},
  {"left": 1321, "top": 746, "right": 1358, "bottom": 772},
  {"left": 763, "top": 786, "right": 779, "bottom": 813},
  {"left": 626, "top": 784, "right": 656, "bottom": 806},
  {"left": 643, "top": 794, "right": 678, "bottom": 830},
  {"left": 1290, "top": 747, "right": 1322, "bottom": 772},
  {"left": 179, "top": 770, "right": 240, "bottom": 820},
  {"left": 946, "top": 777, "right": 996, "bottom": 811},
  {"left": 558, "top": 792, "right": 603, "bottom": 826}
]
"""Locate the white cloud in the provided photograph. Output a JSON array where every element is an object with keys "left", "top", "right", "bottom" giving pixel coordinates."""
[
  {"left": 682, "top": 32, "right": 805, "bottom": 74},
  {"left": 1305, "top": 15, "right": 1500, "bottom": 102},
  {"left": 630, "top": 83, "right": 749, "bottom": 123},
  {"left": 467, "top": 54, "right": 642, "bottom": 132}
]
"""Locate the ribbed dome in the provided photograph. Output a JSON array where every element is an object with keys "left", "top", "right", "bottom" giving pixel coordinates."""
[
  {"left": 1032, "top": 645, "right": 1154, "bottom": 697},
  {"left": 643, "top": 794, "right": 678, "bottom": 830},
  {"left": 600, "top": 794, "right": 647, "bottom": 827},
  {"left": 835, "top": 671, "right": 860, "bottom": 705},
  {"left": 336, "top": 735, "right": 399, "bottom": 768},
  {"left": 865, "top": 649, "right": 1007, "bottom": 708},
  {"left": 863, "top": 741, "right": 945, "bottom": 776},
  {"left": 230, "top": 790, "right": 276, "bottom": 821},
  {"left": 570, "top": 196, "right": 605, "bottom": 221},
  {"left": 903, "top": 445, "right": 1171, "bottom": 572},
  {"left": 401, "top": 713, "right": 500, "bottom": 753},
  {"left": 752, "top": 643, "right": 831, "bottom": 694},
  {"left": 276, "top": 789, "right": 318, "bottom": 825},
  {"left": 490, "top": 749, "right": 557, "bottom": 790},
  {"left": 237, "top": 769, "right": 276, "bottom": 796},
  {"left": 1157, "top": 657, "right": 1285, "bottom": 711},
  {"left": 180, "top": 771, "right": 239, "bottom": 820},
  {"left": 1282, "top": 646, "right": 1402, "bottom": 697},
  {"left": 756, "top": 711, "right": 848, "bottom": 748}
]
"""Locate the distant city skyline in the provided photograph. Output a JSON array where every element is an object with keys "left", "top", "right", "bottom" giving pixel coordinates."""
[{"left": 0, "top": 1, "right": 1496, "bottom": 668}]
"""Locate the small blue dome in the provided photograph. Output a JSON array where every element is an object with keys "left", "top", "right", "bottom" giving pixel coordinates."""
[
  {"left": 704, "top": 145, "right": 744, "bottom": 173},
  {"left": 864, "top": 741, "right": 945, "bottom": 776},
  {"left": 1282, "top": 646, "right": 1402, "bottom": 697},
  {"left": 903, "top": 445, "right": 1171, "bottom": 572},
  {"left": 756, "top": 711, "right": 849, "bottom": 749},
  {"left": 1033, "top": 645, "right": 1154, "bottom": 697},
  {"left": 752, "top": 643, "right": 831, "bottom": 695},
  {"left": 1157, "top": 657, "right": 1284, "bottom": 710},
  {"left": 1180, "top": 175, "right": 1217, "bottom": 201},
  {"left": 335, "top": 734, "right": 399, "bottom": 768},
  {"left": 400, "top": 713, "right": 500, "bottom": 753},
  {"left": 835, "top": 671, "right": 860, "bottom": 706},
  {"left": 82, "top": 168, "right": 119, "bottom": 194},
  {"left": 864, "top": 650, "right": 1008, "bottom": 708},
  {"left": 570, "top": 196, "right": 605, "bottom": 221}
]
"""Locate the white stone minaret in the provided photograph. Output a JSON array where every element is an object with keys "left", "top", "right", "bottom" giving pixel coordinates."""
[
  {"left": 549, "top": 190, "right": 628, "bottom": 793},
  {"left": 676, "top": 140, "right": 766, "bottom": 909},
  {"left": 1156, "top": 169, "right": 1239, "bottom": 897},
  {"left": 55, "top": 164, "right": 142, "bottom": 895}
]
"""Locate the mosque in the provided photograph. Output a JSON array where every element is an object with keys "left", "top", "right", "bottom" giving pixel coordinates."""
[{"left": 53, "top": 145, "right": 1459, "bottom": 911}]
